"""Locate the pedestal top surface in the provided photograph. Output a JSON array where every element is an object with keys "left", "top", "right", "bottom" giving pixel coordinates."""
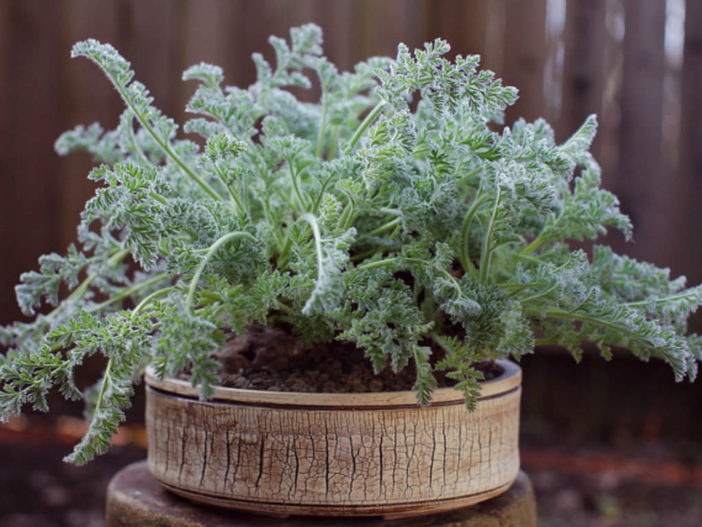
[{"left": 105, "top": 461, "right": 537, "bottom": 527}]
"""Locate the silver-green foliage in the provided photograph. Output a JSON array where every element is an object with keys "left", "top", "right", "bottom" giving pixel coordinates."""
[{"left": 2, "top": 24, "right": 701, "bottom": 464}]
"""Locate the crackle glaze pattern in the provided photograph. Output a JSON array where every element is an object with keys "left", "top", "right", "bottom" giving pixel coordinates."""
[{"left": 145, "top": 361, "right": 521, "bottom": 518}]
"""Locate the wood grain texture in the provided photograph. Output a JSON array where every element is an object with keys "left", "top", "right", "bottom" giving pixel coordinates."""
[
  {"left": 678, "top": 0, "right": 702, "bottom": 284},
  {"left": 145, "top": 360, "right": 521, "bottom": 518},
  {"left": 502, "top": 0, "right": 547, "bottom": 125},
  {"left": 616, "top": 0, "right": 667, "bottom": 264},
  {"left": 559, "top": 0, "right": 607, "bottom": 134}
]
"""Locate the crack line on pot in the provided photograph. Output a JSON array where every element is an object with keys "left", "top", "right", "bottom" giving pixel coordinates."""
[{"left": 255, "top": 436, "right": 265, "bottom": 489}]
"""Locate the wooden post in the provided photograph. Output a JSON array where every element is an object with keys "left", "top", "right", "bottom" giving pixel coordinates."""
[
  {"left": 616, "top": 0, "right": 667, "bottom": 263},
  {"left": 501, "top": 0, "right": 548, "bottom": 124},
  {"left": 559, "top": 0, "right": 607, "bottom": 141},
  {"left": 57, "top": 0, "right": 125, "bottom": 251},
  {"left": 0, "top": 1, "right": 63, "bottom": 323},
  {"left": 678, "top": 0, "right": 702, "bottom": 284},
  {"left": 420, "top": 0, "right": 489, "bottom": 58}
]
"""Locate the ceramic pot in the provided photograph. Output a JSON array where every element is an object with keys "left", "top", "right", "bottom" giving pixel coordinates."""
[{"left": 145, "top": 359, "right": 521, "bottom": 519}]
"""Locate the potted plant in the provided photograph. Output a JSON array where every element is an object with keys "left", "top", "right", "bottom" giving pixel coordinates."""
[{"left": 1, "top": 24, "right": 700, "bottom": 518}]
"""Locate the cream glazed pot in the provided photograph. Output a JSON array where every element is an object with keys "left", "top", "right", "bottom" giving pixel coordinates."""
[{"left": 144, "top": 359, "right": 522, "bottom": 519}]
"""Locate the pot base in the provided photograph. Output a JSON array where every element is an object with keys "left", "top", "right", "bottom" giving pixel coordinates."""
[
  {"left": 107, "top": 462, "right": 537, "bottom": 526},
  {"left": 159, "top": 478, "right": 515, "bottom": 519}
]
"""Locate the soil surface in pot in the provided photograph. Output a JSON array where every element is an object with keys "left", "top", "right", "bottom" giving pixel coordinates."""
[{"left": 206, "top": 324, "right": 503, "bottom": 393}]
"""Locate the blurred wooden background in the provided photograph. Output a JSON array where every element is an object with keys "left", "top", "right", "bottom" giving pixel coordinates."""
[{"left": 1, "top": 0, "right": 701, "bottom": 326}]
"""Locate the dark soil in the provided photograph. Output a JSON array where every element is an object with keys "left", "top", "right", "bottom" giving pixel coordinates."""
[{"left": 210, "top": 324, "right": 503, "bottom": 393}]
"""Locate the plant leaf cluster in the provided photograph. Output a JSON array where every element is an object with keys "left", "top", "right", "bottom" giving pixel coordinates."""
[{"left": 2, "top": 24, "right": 700, "bottom": 463}]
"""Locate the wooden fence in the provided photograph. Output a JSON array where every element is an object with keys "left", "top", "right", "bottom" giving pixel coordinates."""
[{"left": 1, "top": 0, "right": 701, "bottom": 324}]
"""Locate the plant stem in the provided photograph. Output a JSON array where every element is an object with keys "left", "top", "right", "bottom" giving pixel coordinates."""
[
  {"left": 275, "top": 223, "right": 295, "bottom": 269},
  {"left": 522, "top": 215, "right": 562, "bottom": 256},
  {"left": 132, "top": 286, "right": 175, "bottom": 315},
  {"left": 110, "top": 80, "right": 221, "bottom": 200},
  {"left": 199, "top": 290, "right": 224, "bottom": 303},
  {"left": 185, "top": 231, "right": 257, "bottom": 311},
  {"left": 87, "top": 272, "right": 170, "bottom": 313},
  {"left": 534, "top": 337, "right": 559, "bottom": 346},
  {"left": 625, "top": 291, "right": 699, "bottom": 307},
  {"left": 350, "top": 246, "right": 389, "bottom": 262},
  {"left": 149, "top": 191, "right": 168, "bottom": 206},
  {"left": 299, "top": 213, "right": 325, "bottom": 286},
  {"left": 501, "top": 281, "right": 547, "bottom": 297},
  {"left": 513, "top": 252, "right": 543, "bottom": 264},
  {"left": 288, "top": 160, "right": 307, "bottom": 212},
  {"left": 213, "top": 164, "right": 248, "bottom": 217},
  {"left": 457, "top": 166, "right": 482, "bottom": 184},
  {"left": 521, "top": 232, "right": 548, "bottom": 257},
  {"left": 260, "top": 197, "right": 285, "bottom": 252},
  {"left": 346, "top": 101, "right": 386, "bottom": 151},
  {"left": 92, "top": 356, "right": 113, "bottom": 427},
  {"left": 356, "top": 256, "right": 461, "bottom": 293},
  {"left": 48, "top": 248, "right": 130, "bottom": 318},
  {"left": 356, "top": 257, "right": 400, "bottom": 271},
  {"left": 327, "top": 124, "right": 340, "bottom": 160},
  {"left": 121, "top": 112, "right": 151, "bottom": 166},
  {"left": 430, "top": 333, "right": 453, "bottom": 353},
  {"left": 337, "top": 201, "right": 354, "bottom": 231},
  {"left": 368, "top": 217, "right": 401, "bottom": 236},
  {"left": 479, "top": 187, "right": 501, "bottom": 284},
  {"left": 311, "top": 170, "right": 337, "bottom": 215},
  {"left": 315, "top": 95, "right": 329, "bottom": 159},
  {"left": 389, "top": 224, "right": 402, "bottom": 240},
  {"left": 459, "top": 193, "right": 488, "bottom": 273},
  {"left": 518, "top": 283, "right": 559, "bottom": 305},
  {"left": 275, "top": 299, "right": 292, "bottom": 314},
  {"left": 525, "top": 307, "right": 653, "bottom": 345}
]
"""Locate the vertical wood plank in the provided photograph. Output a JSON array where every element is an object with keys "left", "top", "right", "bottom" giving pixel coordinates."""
[
  {"left": 182, "top": 0, "right": 248, "bottom": 94},
  {"left": 558, "top": 0, "right": 628, "bottom": 242},
  {"left": 181, "top": 0, "right": 252, "bottom": 101},
  {"left": 305, "top": 0, "right": 357, "bottom": 71},
  {"left": 0, "top": 1, "right": 63, "bottom": 323},
  {"left": 501, "top": 0, "right": 548, "bottom": 124},
  {"left": 421, "top": 0, "right": 489, "bottom": 58},
  {"left": 0, "top": 0, "right": 14, "bottom": 322},
  {"left": 354, "top": 0, "right": 424, "bottom": 61},
  {"left": 234, "top": 0, "right": 358, "bottom": 99},
  {"left": 678, "top": 0, "right": 702, "bottom": 282},
  {"left": 182, "top": 0, "right": 359, "bottom": 103},
  {"left": 559, "top": 0, "right": 607, "bottom": 140},
  {"left": 541, "top": 0, "right": 566, "bottom": 124},
  {"left": 616, "top": 0, "right": 667, "bottom": 263},
  {"left": 123, "top": 0, "right": 189, "bottom": 122},
  {"left": 482, "top": 0, "right": 507, "bottom": 76},
  {"left": 58, "top": 0, "right": 124, "bottom": 250},
  {"left": 595, "top": 0, "right": 625, "bottom": 191}
]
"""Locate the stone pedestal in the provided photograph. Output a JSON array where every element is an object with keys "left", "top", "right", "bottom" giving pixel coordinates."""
[{"left": 105, "top": 461, "right": 537, "bottom": 527}]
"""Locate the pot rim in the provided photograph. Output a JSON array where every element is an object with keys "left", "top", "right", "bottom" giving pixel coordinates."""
[{"left": 145, "top": 359, "right": 521, "bottom": 408}]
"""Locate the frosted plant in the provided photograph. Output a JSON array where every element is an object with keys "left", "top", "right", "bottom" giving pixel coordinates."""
[{"left": 1, "top": 24, "right": 700, "bottom": 464}]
